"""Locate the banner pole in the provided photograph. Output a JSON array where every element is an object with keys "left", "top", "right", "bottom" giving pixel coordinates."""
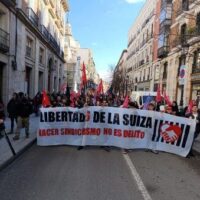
[{"left": 4, "top": 129, "right": 16, "bottom": 156}]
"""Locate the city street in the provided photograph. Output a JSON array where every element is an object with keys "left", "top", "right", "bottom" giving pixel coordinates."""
[{"left": 0, "top": 145, "right": 200, "bottom": 200}]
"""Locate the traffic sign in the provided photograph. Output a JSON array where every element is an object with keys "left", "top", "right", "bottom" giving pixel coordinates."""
[{"left": 179, "top": 65, "right": 186, "bottom": 85}]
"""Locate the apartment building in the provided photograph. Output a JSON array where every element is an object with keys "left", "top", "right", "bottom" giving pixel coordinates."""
[
  {"left": 112, "top": 49, "right": 127, "bottom": 96},
  {"left": 77, "top": 48, "right": 99, "bottom": 88},
  {"left": 155, "top": 0, "right": 200, "bottom": 106},
  {"left": 0, "top": 0, "right": 16, "bottom": 103},
  {"left": 126, "top": 0, "right": 157, "bottom": 92},
  {"left": 0, "top": 0, "right": 69, "bottom": 104}
]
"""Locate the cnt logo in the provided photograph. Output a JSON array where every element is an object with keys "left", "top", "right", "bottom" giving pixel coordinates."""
[{"left": 160, "top": 123, "right": 182, "bottom": 143}]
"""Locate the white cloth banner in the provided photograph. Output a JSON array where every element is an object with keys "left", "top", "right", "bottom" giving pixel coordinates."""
[{"left": 37, "top": 107, "right": 196, "bottom": 157}]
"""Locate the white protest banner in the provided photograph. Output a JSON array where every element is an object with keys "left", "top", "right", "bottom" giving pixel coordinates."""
[{"left": 37, "top": 107, "right": 196, "bottom": 157}]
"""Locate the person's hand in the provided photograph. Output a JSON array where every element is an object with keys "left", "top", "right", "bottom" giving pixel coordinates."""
[{"left": 0, "top": 119, "right": 4, "bottom": 124}]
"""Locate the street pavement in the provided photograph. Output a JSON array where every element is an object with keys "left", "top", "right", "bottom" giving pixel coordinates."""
[
  {"left": 0, "top": 145, "right": 200, "bottom": 200},
  {"left": 1, "top": 115, "right": 200, "bottom": 200},
  {"left": 1, "top": 113, "right": 200, "bottom": 169}
]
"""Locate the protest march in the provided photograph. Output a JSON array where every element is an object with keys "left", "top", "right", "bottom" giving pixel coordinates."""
[{"left": 37, "top": 91, "right": 197, "bottom": 157}]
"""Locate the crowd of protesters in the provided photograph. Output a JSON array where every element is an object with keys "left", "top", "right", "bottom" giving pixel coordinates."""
[{"left": 0, "top": 89, "right": 199, "bottom": 157}]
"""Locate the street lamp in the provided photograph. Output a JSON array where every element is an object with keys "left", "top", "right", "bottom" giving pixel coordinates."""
[{"left": 179, "top": 45, "right": 189, "bottom": 107}]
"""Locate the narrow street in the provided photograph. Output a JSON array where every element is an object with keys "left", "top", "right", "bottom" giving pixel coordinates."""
[{"left": 0, "top": 145, "right": 200, "bottom": 200}]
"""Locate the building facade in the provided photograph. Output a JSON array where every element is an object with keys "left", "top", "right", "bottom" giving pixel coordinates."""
[
  {"left": 77, "top": 48, "right": 99, "bottom": 88},
  {"left": 0, "top": 0, "right": 69, "bottom": 104},
  {"left": 155, "top": 0, "right": 200, "bottom": 106},
  {"left": 112, "top": 49, "right": 127, "bottom": 96},
  {"left": 64, "top": 22, "right": 80, "bottom": 90},
  {"left": 126, "top": 0, "right": 157, "bottom": 92},
  {"left": 0, "top": 0, "right": 17, "bottom": 104}
]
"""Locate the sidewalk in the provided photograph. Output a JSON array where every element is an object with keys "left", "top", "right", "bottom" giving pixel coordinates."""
[{"left": 0, "top": 115, "right": 39, "bottom": 169}]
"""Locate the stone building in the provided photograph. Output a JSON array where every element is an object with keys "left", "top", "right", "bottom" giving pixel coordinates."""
[
  {"left": 126, "top": 0, "right": 157, "bottom": 92},
  {"left": 0, "top": 0, "right": 16, "bottom": 103},
  {"left": 77, "top": 48, "right": 99, "bottom": 88},
  {"left": 155, "top": 0, "right": 200, "bottom": 106},
  {"left": 112, "top": 49, "right": 127, "bottom": 96},
  {"left": 64, "top": 22, "right": 80, "bottom": 90},
  {"left": 0, "top": 0, "right": 69, "bottom": 104}
]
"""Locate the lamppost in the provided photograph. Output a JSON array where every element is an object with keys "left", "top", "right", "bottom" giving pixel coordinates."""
[{"left": 179, "top": 45, "right": 189, "bottom": 107}]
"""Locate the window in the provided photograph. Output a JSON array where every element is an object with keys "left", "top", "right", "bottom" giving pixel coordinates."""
[
  {"left": 163, "top": 62, "right": 168, "bottom": 79},
  {"left": 151, "top": 24, "right": 154, "bottom": 37},
  {"left": 160, "top": 9, "right": 167, "bottom": 24},
  {"left": 180, "top": 24, "right": 187, "bottom": 44},
  {"left": 196, "top": 12, "right": 200, "bottom": 34},
  {"left": 192, "top": 49, "right": 200, "bottom": 73},
  {"left": 39, "top": 47, "right": 44, "bottom": 64},
  {"left": 182, "top": 0, "right": 189, "bottom": 11},
  {"left": 158, "top": 33, "right": 169, "bottom": 48},
  {"left": 26, "top": 37, "right": 33, "bottom": 58}
]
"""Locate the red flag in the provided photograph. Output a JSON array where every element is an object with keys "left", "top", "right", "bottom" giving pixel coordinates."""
[
  {"left": 122, "top": 96, "right": 129, "bottom": 108},
  {"left": 42, "top": 90, "right": 51, "bottom": 107},
  {"left": 156, "top": 85, "right": 162, "bottom": 103},
  {"left": 60, "top": 83, "right": 67, "bottom": 93},
  {"left": 163, "top": 90, "right": 172, "bottom": 106},
  {"left": 82, "top": 62, "right": 87, "bottom": 85},
  {"left": 186, "top": 100, "right": 196, "bottom": 114},
  {"left": 96, "top": 79, "right": 104, "bottom": 95}
]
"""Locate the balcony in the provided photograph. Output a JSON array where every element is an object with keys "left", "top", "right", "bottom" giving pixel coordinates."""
[
  {"left": 161, "top": 0, "right": 172, "bottom": 9},
  {"left": 40, "top": 25, "right": 49, "bottom": 40},
  {"left": 160, "top": 19, "right": 171, "bottom": 33},
  {"left": 158, "top": 46, "right": 169, "bottom": 58},
  {"left": 26, "top": 7, "right": 39, "bottom": 27},
  {"left": 1, "top": 0, "right": 16, "bottom": 7},
  {"left": 0, "top": 28, "right": 9, "bottom": 53}
]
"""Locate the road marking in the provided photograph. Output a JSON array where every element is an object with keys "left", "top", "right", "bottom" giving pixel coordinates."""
[{"left": 123, "top": 153, "right": 152, "bottom": 200}]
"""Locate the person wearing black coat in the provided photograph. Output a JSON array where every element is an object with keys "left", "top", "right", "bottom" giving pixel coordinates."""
[
  {"left": 13, "top": 93, "right": 33, "bottom": 141},
  {"left": 7, "top": 93, "right": 18, "bottom": 134}
]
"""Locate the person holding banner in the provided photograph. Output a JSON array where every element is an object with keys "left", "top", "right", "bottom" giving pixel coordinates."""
[
  {"left": 147, "top": 103, "right": 159, "bottom": 154},
  {"left": 122, "top": 100, "right": 139, "bottom": 154},
  {"left": 186, "top": 104, "right": 200, "bottom": 157}
]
